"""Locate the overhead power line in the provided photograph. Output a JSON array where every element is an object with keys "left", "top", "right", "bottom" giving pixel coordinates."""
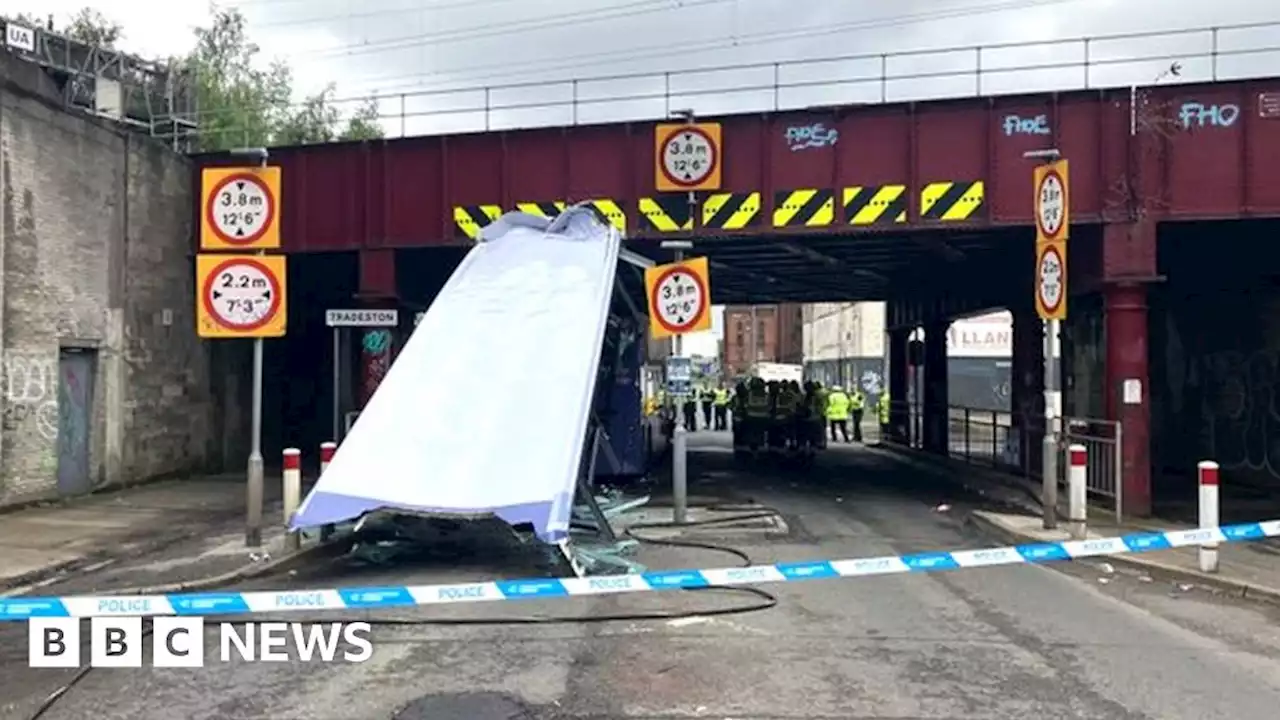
[
  {"left": 172, "top": 0, "right": 1104, "bottom": 125},
  {"left": 338, "top": 0, "right": 1091, "bottom": 94}
]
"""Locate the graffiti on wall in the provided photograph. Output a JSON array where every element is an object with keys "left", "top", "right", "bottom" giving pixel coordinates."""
[
  {"left": 784, "top": 123, "right": 839, "bottom": 151},
  {"left": 1002, "top": 114, "right": 1050, "bottom": 136},
  {"left": 2, "top": 356, "right": 58, "bottom": 440},
  {"left": 1199, "top": 349, "right": 1280, "bottom": 480},
  {"left": 1178, "top": 102, "right": 1239, "bottom": 129},
  {"left": 361, "top": 330, "right": 393, "bottom": 405}
]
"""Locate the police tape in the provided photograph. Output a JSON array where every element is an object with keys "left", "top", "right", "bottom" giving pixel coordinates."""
[{"left": 3, "top": 520, "right": 1276, "bottom": 622}]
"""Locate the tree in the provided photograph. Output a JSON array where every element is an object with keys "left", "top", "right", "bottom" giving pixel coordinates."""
[
  {"left": 182, "top": 9, "right": 384, "bottom": 150},
  {"left": 13, "top": 8, "right": 121, "bottom": 46},
  {"left": 65, "top": 8, "right": 122, "bottom": 47}
]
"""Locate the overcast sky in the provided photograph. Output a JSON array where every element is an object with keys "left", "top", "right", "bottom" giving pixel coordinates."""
[{"left": 12, "top": 0, "right": 1280, "bottom": 137}]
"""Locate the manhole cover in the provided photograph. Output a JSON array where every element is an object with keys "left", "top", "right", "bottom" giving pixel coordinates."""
[{"left": 392, "top": 692, "right": 534, "bottom": 720}]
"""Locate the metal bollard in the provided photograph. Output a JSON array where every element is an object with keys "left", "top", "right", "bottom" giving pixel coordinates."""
[
  {"left": 1198, "top": 460, "right": 1220, "bottom": 573},
  {"left": 319, "top": 442, "right": 337, "bottom": 541},
  {"left": 1068, "top": 444, "right": 1088, "bottom": 540},
  {"left": 283, "top": 448, "right": 302, "bottom": 551}
]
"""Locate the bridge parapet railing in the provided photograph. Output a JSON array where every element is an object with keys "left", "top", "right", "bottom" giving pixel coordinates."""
[
  {"left": 884, "top": 401, "right": 1122, "bottom": 522},
  {"left": 153, "top": 20, "right": 1280, "bottom": 142}
]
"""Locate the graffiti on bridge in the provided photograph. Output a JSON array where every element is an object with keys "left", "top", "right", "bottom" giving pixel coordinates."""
[
  {"left": 1200, "top": 349, "right": 1280, "bottom": 480},
  {"left": 1178, "top": 102, "right": 1239, "bottom": 129},
  {"left": 2, "top": 355, "right": 58, "bottom": 441},
  {"left": 1002, "top": 114, "right": 1051, "bottom": 136},
  {"left": 784, "top": 123, "right": 839, "bottom": 151}
]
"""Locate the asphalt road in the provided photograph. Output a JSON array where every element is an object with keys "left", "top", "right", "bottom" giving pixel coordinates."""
[{"left": 4, "top": 434, "right": 1280, "bottom": 719}]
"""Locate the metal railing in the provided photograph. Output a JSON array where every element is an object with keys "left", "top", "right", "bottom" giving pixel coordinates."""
[
  {"left": 888, "top": 402, "right": 1123, "bottom": 522},
  {"left": 152, "top": 21, "right": 1280, "bottom": 143}
]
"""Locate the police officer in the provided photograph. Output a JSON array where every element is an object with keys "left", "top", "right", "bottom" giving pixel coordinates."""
[
  {"left": 713, "top": 385, "right": 730, "bottom": 430},
  {"left": 774, "top": 380, "right": 800, "bottom": 450},
  {"left": 826, "top": 385, "right": 851, "bottom": 442},
  {"left": 809, "top": 381, "right": 829, "bottom": 449},
  {"left": 700, "top": 386, "right": 715, "bottom": 430},
  {"left": 877, "top": 390, "right": 892, "bottom": 441},
  {"left": 744, "top": 377, "right": 771, "bottom": 450},
  {"left": 849, "top": 384, "right": 867, "bottom": 442}
]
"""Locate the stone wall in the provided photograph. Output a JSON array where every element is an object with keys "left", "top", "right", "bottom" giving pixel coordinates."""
[{"left": 0, "top": 72, "right": 224, "bottom": 503}]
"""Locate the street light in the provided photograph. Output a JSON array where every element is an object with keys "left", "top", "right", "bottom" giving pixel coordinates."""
[{"left": 228, "top": 145, "right": 269, "bottom": 548}]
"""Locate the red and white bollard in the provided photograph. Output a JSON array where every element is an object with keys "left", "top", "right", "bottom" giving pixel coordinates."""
[
  {"left": 283, "top": 448, "right": 302, "bottom": 551},
  {"left": 319, "top": 441, "right": 337, "bottom": 541},
  {"left": 320, "top": 441, "right": 337, "bottom": 475},
  {"left": 1068, "top": 444, "right": 1088, "bottom": 540},
  {"left": 1198, "top": 460, "right": 1220, "bottom": 573}
]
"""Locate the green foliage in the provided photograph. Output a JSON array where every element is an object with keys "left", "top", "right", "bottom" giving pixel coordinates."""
[
  {"left": 23, "top": 6, "right": 387, "bottom": 150},
  {"left": 183, "top": 8, "right": 386, "bottom": 150}
]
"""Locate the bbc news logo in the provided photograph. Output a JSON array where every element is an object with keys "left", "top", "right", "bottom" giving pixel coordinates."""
[{"left": 28, "top": 617, "right": 373, "bottom": 667}]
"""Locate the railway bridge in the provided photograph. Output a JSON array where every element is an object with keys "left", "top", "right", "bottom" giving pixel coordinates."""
[{"left": 195, "top": 28, "right": 1280, "bottom": 516}]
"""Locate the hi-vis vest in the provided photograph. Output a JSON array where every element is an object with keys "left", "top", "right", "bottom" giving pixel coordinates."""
[
  {"left": 714, "top": 389, "right": 730, "bottom": 406},
  {"left": 826, "top": 391, "right": 851, "bottom": 420},
  {"left": 745, "top": 388, "right": 771, "bottom": 417},
  {"left": 878, "top": 393, "right": 891, "bottom": 423},
  {"left": 849, "top": 390, "right": 866, "bottom": 411},
  {"left": 775, "top": 389, "right": 800, "bottom": 415}
]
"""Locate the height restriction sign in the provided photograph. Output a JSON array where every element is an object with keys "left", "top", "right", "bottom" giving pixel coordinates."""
[
  {"left": 200, "top": 166, "right": 282, "bottom": 251},
  {"left": 644, "top": 256, "right": 712, "bottom": 339},
  {"left": 654, "top": 123, "right": 722, "bottom": 193},
  {"left": 1035, "top": 240, "right": 1067, "bottom": 321},
  {"left": 1033, "top": 158, "right": 1069, "bottom": 243},
  {"left": 196, "top": 254, "right": 287, "bottom": 338}
]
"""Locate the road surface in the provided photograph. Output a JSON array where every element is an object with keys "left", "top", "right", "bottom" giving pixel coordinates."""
[{"left": 3, "top": 433, "right": 1280, "bottom": 719}]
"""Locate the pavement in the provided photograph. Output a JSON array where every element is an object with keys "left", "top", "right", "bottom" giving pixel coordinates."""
[
  {"left": 5, "top": 432, "right": 1280, "bottom": 718},
  {"left": 0, "top": 474, "right": 320, "bottom": 598}
]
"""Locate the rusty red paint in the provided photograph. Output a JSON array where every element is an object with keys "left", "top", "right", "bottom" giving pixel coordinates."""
[{"left": 188, "top": 79, "right": 1280, "bottom": 252}]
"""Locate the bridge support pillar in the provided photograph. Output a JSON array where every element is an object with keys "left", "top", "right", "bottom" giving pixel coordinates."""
[
  {"left": 1102, "top": 218, "right": 1156, "bottom": 518},
  {"left": 1105, "top": 282, "right": 1152, "bottom": 517},
  {"left": 923, "top": 319, "right": 950, "bottom": 454},
  {"left": 358, "top": 249, "right": 400, "bottom": 409},
  {"left": 1011, "top": 308, "right": 1045, "bottom": 476},
  {"left": 887, "top": 328, "right": 910, "bottom": 444}
]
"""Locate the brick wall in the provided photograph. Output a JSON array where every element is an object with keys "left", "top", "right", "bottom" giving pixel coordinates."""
[{"left": 0, "top": 76, "right": 223, "bottom": 503}]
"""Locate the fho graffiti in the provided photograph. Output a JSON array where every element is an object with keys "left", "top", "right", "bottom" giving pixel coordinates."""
[
  {"left": 1002, "top": 114, "right": 1051, "bottom": 136},
  {"left": 1178, "top": 102, "right": 1239, "bottom": 129},
  {"left": 784, "top": 123, "right": 839, "bottom": 151}
]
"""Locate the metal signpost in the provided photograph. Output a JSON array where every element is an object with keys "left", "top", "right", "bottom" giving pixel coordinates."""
[
  {"left": 645, "top": 255, "right": 713, "bottom": 525},
  {"left": 1030, "top": 153, "right": 1070, "bottom": 530},
  {"left": 324, "top": 309, "right": 400, "bottom": 441},
  {"left": 198, "top": 150, "right": 284, "bottom": 548}
]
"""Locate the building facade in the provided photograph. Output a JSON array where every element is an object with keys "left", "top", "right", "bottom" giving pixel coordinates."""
[{"left": 722, "top": 304, "right": 804, "bottom": 378}]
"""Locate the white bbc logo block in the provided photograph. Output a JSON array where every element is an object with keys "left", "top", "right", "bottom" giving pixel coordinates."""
[
  {"left": 91, "top": 617, "right": 143, "bottom": 667},
  {"left": 28, "top": 618, "right": 81, "bottom": 668},
  {"left": 152, "top": 616, "right": 205, "bottom": 667}
]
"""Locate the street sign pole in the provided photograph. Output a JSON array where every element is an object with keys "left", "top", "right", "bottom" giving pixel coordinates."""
[
  {"left": 324, "top": 309, "right": 400, "bottom": 444},
  {"left": 1029, "top": 153, "right": 1070, "bottom": 531},
  {"left": 245, "top": 149, "right": 269, "bottom": 548},
  {"left": 332, "top": 326, "right": 341, "bottom": 441}
]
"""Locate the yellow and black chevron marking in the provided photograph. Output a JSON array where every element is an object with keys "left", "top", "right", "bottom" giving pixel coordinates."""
[
  {"left": 586, "top": 199, "right": 627, "bottom": 232},
  {"left": 453, "top": 204, "right": 502, "bottom": 240},
  {"left": 702, "top": 192, "right": 761, "bottom": 230},
  {"left": 772, "top": 189, "right": 835, "bottom": 228},
  {"left": 842, "top": 185, "right": 907, "bottom": 225},
  {"left": 514, "top": 201, "right": 566, "bottom": 218},
  {"left": 638, "top": 196, "right": 692, "bottom": 232},
  {"left": 920, "top": 181, "right": 985, "bottom": 222}
]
